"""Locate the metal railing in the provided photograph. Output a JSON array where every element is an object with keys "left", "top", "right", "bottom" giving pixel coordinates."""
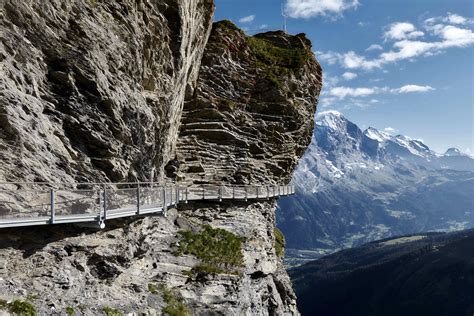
[{"left": 0, "top": 183, "right": 295, "bottom": 229}]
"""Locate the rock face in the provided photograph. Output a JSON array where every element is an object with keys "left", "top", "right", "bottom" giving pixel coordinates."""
[
  {"left": 177, "top": 21, "right": 321, "bottom": 185},
  {"left": 1, "top": 0, "right": 214, "bottom": 183},
  {"left": 0, "top": 2, "right": 322, "bottom": 315}
]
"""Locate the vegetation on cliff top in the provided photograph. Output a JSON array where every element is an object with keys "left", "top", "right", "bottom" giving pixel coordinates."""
[
  {"left": 247, "top": 36, "right": 310, "bottom": 69},
  {"left": 214, "top": 19, "right": 313, "bottom": 90},
  {"left": 248, "top": 36, "right": 311, "bottom": 89},
  {"left": 174, "top": 225, "right": 245, "bottom": 276}
]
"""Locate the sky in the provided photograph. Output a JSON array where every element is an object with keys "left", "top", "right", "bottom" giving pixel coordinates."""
[{"left": 214, "top": 0, "right": 474, "bottom": 154}]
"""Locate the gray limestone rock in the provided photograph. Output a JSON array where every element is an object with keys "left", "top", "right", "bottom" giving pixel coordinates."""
[{"left": 0, "top": 3, "right": 322, "bottom": 315}]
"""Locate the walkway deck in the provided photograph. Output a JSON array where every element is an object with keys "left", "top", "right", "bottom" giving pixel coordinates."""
[{"left": 0, "top": 183, "right": 295, "bottom": 229}]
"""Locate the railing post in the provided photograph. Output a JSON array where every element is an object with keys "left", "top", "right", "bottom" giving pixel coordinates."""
[
  {"left": 219, "top": 186, "right": 222, "bottom": 202},
  {"left": 278, "top": 185, "right": 280, "bottom": 197},
  {"left": 244, "top": 186, "right": 248, "bottom": 201},
  {"left": 162, "top": 186, "right": 167, "bottom": 216},
  {"left": 136, "top": 183, "right": 140, "bottom": 215},
  {"left": 232, "top": 186, "right": 235, "bottom": 199},
  {"left": 266, "top": 186, "right": 269, "bottom": 200},
  {"left": 256, "top": 186, "right": 259, "bottom": 199},
  {"left": 202, "top": 185, "right": 205, "bottom": 200},
  {"left": 103, "top": 188, "right": 107, "bottom": 221},
  {"left": 185, "top": 186, "right": 188, "bottom": 203},
  {"left": 50, "top": 189, "right": 55, "bottom": 224},
  {"left": 176, "top": 186, "right": 179, "bottom": 206}
]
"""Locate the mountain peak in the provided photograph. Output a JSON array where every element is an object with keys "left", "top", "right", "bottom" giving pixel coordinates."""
[
  {"left": 317, "top": 110, "right": 343, "bottom": 117},
  {"left": 444, "top": 147, "right": 463, "bottom": 156},
  {"left": 364, "top": 127, "right": 391, "bottom": 142},
  {"left": 316, "top": 110, "right": 348, "bottom": 130}
]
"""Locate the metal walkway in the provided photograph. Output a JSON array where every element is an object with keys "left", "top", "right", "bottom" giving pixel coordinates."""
[{"left": 0, "top": 183, "right": 295, "bottom": 229}]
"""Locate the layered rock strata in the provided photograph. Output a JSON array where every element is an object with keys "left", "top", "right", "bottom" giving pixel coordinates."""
[
  {"left": 0, "top": 2, "right": 322, "bottom": 315},
  {"left": 0, "top": 0, "right": 213, "bottom": 183}
]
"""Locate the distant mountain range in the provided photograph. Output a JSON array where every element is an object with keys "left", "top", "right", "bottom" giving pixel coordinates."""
[
  {"left": 277, "top": 111, "right": 474, "bottom": 263},
  {"left": 289, "top": 229, "right": 474, "bottom": 316}
]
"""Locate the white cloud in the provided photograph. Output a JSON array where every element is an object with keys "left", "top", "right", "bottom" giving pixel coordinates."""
[
  {"left": 319, "top": 13, "right": 474, "bottom": 70},
  {"left": 384, "top": 22, "right": 424, "bottom": 40},
  {"left": 315, "top": 50, "right": 341, "bottom": 65},
  {"left": 328, "top": 86, "right": 379, "bottom": 99},
  {"left": 285, "top": 0, "right": 359, "bottom": 19},
  {"left": 391, "top": 85, "right": 435, "bottom": 93},
  {"left": 425, "top": 13, "right": 473, "bottom": 26},
  {"left": 342, "top": 72, "right": 357, "bottom": 80},
  {"left": 239, "top": 15, "right": 255, "bottom": 24},
  {"left": 327, "top": 83, "right": 434, "bottom": 100},
  {"left": 342, "top": 51, "right": 383, "bottom": 70},
  {"left": 259, "top": 24, "right": 268, "bottom": 29},
  {"left": 366, "top": 44, "right": 383, "bottom": 51},
  {"left": 384, "top": 127, "right": 398, "bottom": 134}
]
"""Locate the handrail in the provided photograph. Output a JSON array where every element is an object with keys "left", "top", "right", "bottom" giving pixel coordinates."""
[{"left": 0, "top": 184, "right": 295, "bottom": 229}]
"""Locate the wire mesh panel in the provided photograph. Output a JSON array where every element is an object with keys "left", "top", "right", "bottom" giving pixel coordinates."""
[
  {"left": 232, "top": 186, "right": 247, "bottom": 199},
  {"left": 139, "top": 187, "right": 163, "bottom": 210},
  {"left": 221, "top": 186, "right": 234, "bottom": 199},
  {"left": 106, "top": 188, "right": 137, "bottom": 213},
  {"left": 54, "top": 190, "right": 100, "bottom": 217},
  {"left": 0, "top": 189, "right": 50, "bottom": 220},
  {"left": 203, "top": 186, "right": 219, "bottom": 200},
  {"left": 186, "top": 186, "right": 206, "bottom": 200},
  {"left": 246, "top": 186, "right": 258, "bottom": 199}
]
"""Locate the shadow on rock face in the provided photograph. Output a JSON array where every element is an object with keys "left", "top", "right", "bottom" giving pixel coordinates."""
[{"left": 0, "top": 219, "right": 133, "bottom": 258}]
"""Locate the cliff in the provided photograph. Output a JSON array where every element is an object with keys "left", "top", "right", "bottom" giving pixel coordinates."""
[{"left": 0, "top": 1, "right": 322, "bottom": 315}]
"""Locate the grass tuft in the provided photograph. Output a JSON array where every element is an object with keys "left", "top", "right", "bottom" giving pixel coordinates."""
[
  {"left": 174, "top": 225, "right": 245, "bottom": 276},
  {"left": 162, "top": 286, "right": 191, "bottom": 316},
  {"left": 148, "top": 283, "right": 159, "bottom": 295},
  {"left": 66, "top": 306, "right": 75, "bottom": 316},
  {"left": 8, "top": 300, "right": 36, "bottom": 316},
  {"left": 274, "top": 227, "right": 285, "bottom": 258},
  {"left": 102, "top": 306, "right": 122, "bottom": 316}
]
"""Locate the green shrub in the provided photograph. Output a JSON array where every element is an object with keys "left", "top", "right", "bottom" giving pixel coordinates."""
[
  {"left": 0, "top": 299, "right": 8, "bottom": 310},
  {"left": 247, "top": 36, "right": 310, "bottom": 69},
  {"left": 8, "top": 300, "right": 36, "bottom": 316},
  {"left": 162, "top": 287, "right": 191, "bottom": 316},
  {"left": 247, "top": 36, "right": 311, "bottom": 90},
  {"left": 25, "top": 293, "right": 38, "bottom": 302},
  {"left": 148, "top": 283, "right": 159, "bottom": 295},
  {"left": 86, "top": 0, "right": 98, "bottom": 7},
  {"left": 66, "top": 306, "right": 75, "bottom": 316},
  {"left": 102, "top": 306, "right": 122, "bottom": 316},
  {"left": 174, "top": 225, "right": 245, "bottom": 276},
  {"left": 274, "top": 227, "right": 285, "bottom": 258},
  {"left": 216, "top": 20, "right": 244, "bottom": 34}
]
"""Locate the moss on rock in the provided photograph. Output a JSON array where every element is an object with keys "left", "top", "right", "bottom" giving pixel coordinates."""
[
  {"left": 274, "top": 227, "right": 285, "bottom": 258},
  {"left": 174, "top": 225, "right": 245, "bottom": 275}
]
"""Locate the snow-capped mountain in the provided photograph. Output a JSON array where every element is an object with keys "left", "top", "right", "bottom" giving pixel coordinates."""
[
  {"left": 277, "top": 111, "right": 474, "bottom": 262},
  {"left": 445, "top": 147, "right": 466, "bottom": 156}
]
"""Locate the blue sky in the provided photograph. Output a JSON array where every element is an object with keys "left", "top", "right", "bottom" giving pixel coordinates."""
[{"left": 214, "top": 0, "right": 473, "bottom": 154}]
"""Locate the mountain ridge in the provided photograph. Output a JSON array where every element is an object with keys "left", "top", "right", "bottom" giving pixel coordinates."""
[
  {"left": 289, "top": 228, "right": 474, "bottom": 316},
  {"left": 277, "top": 111, "right": 474, "bottom": 263}
]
